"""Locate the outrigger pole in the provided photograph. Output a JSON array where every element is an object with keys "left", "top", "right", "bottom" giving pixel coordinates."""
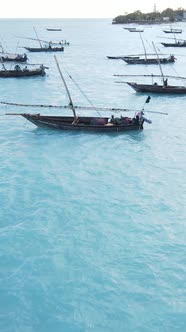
[
  {"left": 2, "top": 101, "right": 168, "bottom": 115},
  {"left": 114, "top": 74, "right": 186, "bottom": 80},
  {"left": 16, "top": 36, "right": 61, "bottom": 45}
]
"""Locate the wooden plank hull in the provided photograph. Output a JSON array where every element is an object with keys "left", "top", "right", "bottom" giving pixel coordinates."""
[
  {"left": 21, "top": 114, "right": 143, "bottom": 132},
  {"left": 24, "top": 46, "right": 64, "bottom": 52},
  {"left": 163, "top": 30, "right": 182, "bottom": 34},
  {"left": 0, "top": 54, "right": 27, "bottom": 62},
  {"left": 0, "top": 69, "right": 45, "bottom": 78},
  {"left": 107, "top": 56, "right": 140, "bottom": 60},
  {"left": 46, "top": 29, "right": 62, "bottom": 31},
  {"left": 123, "top": 57, "right": 175, "bottom": 64},
  {"left": 127, "top": 82, "right": 186, "bottom": 94},
  {"left": 161, "top": 42, "right": 186, "bottom": 47},
  {"left": 107, "top": 56, "right": 125, "bottom": 59}
]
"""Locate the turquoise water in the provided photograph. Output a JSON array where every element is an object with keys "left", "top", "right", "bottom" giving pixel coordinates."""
[{"left": 0, "top": 19, "right": 186, "bottom": 331}]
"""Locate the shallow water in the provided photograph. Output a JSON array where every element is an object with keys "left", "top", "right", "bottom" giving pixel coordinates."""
[{"left": 0, "top": 18, "right": 186, "bottom": 332}]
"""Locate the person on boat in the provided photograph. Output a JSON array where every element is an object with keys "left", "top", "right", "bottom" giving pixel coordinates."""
[
  {"left": 108, "top": 115, "right": 120, "bottom": 124},
  {"left": 134, "top": 111, "right": 151, "bottom": 124},
  {"left": 23, "top": 53, "right": 27, "bottom": 61},
  {"left": 108, "top": 115, "right": 114, "bottom": 123},
  {"left": 23, "top": 66, "right": 28, "bottom": 71},
  {"left": 40, "top": 64, "right": 45, "bottom": 76},
  {"left": 164, "top": 78, "right": 168, "bottom": 87},
  {"left": 170, "top": 55, "right": 175, "bottom": 62},
  {"left": 135, "top": 111, "right": 143, "bottom": 122},
  {"left": 14, "top": 64, "right": 21, "bottom": 71}
]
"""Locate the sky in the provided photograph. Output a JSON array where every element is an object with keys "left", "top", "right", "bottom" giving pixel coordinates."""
[{"left": 1, "top": 0, "right": 186, "bottom": 18}]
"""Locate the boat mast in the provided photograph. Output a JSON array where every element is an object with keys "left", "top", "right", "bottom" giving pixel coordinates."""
[
  {"left": 152, "top": 42, "right": 165, "bottom": 85},
  {"left": 54, "top": 55, "right": 77, "bottom": 119},
  {"left": 33, "top": 26, "right": 43, "bottom": 49},
  {"left": 139, "top": 32, "right": 147, "bottom": 61}
]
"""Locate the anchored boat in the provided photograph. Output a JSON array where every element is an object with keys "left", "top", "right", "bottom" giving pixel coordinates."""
[{"left": 3, "top": 56, "right": 153, "bottom": 132}]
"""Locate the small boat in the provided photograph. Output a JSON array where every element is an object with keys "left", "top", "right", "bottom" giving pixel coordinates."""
[
  {"left": 161, "top": 36, "right": 186, "bottom": 47},
  {"left": 46, "top": 28, "right": 62, "bottom": 31},
  {"left": 124, "top": 27, "right": 144, "bottom": 32},
  {"left": 0, "top": 64, "right": 47, "bottom": 78},
  {"left": 3, "top": 56, "right": 152, "bottom": 132},
  {"left": 163, "top": 28, "right": 182, "bottom": 34},
  {"left": 126, "top": 82, "right": 186, "bottom": 94},
  {"left": 9, "top": 113, "right": 149, "bottom": 132},
  {"left": 0, "top": 41, "right": 28, "bottom": 62},
  {"left": 24, "top": 46, "right": 64, "bottom": 52},
  {"left": 124, "top": 27, "right": 134, "bottom": 30},
  {"left": 107, "top": 55, "right": 140, "bottom": 60},
  {"left": 115, "top": 42, "right": 186, "bottom": 95},
  {"left": 121, "top": 34, "right": 176, "bottom": 65},
  {"left": 107, "top": 55, "right": 127, "bottom": 60},
  {"left": 161, "top": 41, "right": 186, "bottom": 47},
  {"left": 0, "top": 52, "right": 27, "bottom": 62},
  {"left": 122, "top": 55, "right": 176, "bottom": 64},
  {"left": 19, "top": 27, "right": 66, "bottom": 52}
]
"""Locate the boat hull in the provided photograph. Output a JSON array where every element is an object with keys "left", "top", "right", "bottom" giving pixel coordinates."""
[
  {"left": 24, "top": 47, "right": 64, "bottom": 52},
  {"left": 0, "top": 55, "right": 27, "bottom": 63},
  {"left": 107, "top": 56, "right": 125, "bottom": 59},
  {"left": 127, "top": 82, "right": 186, "bottom": 94},
  {"left": 21, "top": 114, "right": 143, "bottom": 132},
  {"left": 107, "top": 56, "right": 140, "bottom": 60},
  {"left": 161, "top": 42, "right": 186, "bottom": 47},
  {"left": 123, "top": 57, "right": 175, "bottom": 64},
  {"left": 46, "top": 29, "right": 62, "bottom": 31},
  {"left": 163, "top": 30, "right": 182, "bottom": 34},
  {"left": 0, "top": 69, "right": 45, "bottom": 78}
]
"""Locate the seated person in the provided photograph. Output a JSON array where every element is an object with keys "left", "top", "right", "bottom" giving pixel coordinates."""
[
  {"left": 14, "top": 65, "right": 21, "bottom": 71},
  {"left": 108, "top": 115, "right": 120, "bottom": 125},
  {"left": 108, "top": 115, "right": 114, "bottom": 123}
]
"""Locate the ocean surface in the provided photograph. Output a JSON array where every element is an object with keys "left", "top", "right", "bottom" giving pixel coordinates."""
[{"left": 0, "top": 18, "right": 186, "bottom": 332}]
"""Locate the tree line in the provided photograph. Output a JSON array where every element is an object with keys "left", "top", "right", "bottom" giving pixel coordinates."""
[{"left": 113, "top": 8, "right": 185, "bottom": 24}]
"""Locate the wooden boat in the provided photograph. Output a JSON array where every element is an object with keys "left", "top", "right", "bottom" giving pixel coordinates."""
[
  {"left": 114, "top": 42, "right": 186, "bottom": 95},
  {"left": 107, "top": 56, "right": 125, "bottom": 59},
  {"left": 161, "top": 37, "right": 186, "bottom": 47},
  {"left": 121, "top": 34, "right": 176, "bottom": 65},
  {"left": 107, "top": 55, "right": 140, "bottom": 60},
  {"left": 124, "top": 27, "right": 144, "bottom": 32},
  {"left": 46, "top": 28, "right": 62, "bottom": 31},
  {"left": 161, "top": 41, "right": 186, "bottom": 47},
  {"left": 123, "top": 55, "right": 176, "bottom": 64},
  {"left": 19, "top": 27, "right": 66, "bottom": 52},
  {"left": 126, "top": 82, "right": 186, "bottom": 94},
  {"left": 0, "top": 41, "right": 28, "bottom": 62},
  {"left": 0, "top": 52, "right": 27, "bottom": 62},
  {"left": 9, "top": 113, "right": 148, "bottom": 132},
  {"left": 24, "top": 46, "right": 64, "bottom": 52},
  {"left": 163, "top": 28, "right": 182, "bottom": 34},
  {"left": 0, "top": 64, "right": 46, "bottom": 78},
  {"left": 3, "top": 56, "right": 153, "bottom": 132}
]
